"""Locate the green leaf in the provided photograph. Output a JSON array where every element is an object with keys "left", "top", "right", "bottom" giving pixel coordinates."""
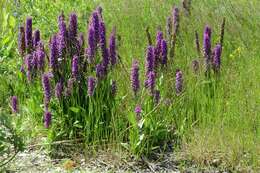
[
  {"left": 69, "top": 107, "right": 80, "bottom": 113},
  {"left": 73, "top": 121, "right": 83, "bottom": 129}
]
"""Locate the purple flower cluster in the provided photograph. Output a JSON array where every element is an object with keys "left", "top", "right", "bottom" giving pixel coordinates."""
[
  {"left": 145, "top": 46, "right": 155, "bottom": 75},
  {"left": 87, "top": 77, "right": 96, "bottom": 96},
  {"left": 65, "top": 78, "right": 75, "bottom": 97},
  {"left": 11, "top": 96, "right": 18, "bottom": 113},
  {"left": 78, "top": 32, "right": 85, "bottom": 55},
  {"left": 57, "top": 14, "right": 67, "bottom": 59},
  {"left": 155, "top": 31, "right": 163, "bottom": 66},
  {"left": 33, "top": 30, "right": 41, "bottom": 48},
  {"left": 203, "top": 25, "right": 212, "bottom": 71},
  {"left": 36, "top": 49, "right": 45, "bottom": 71},
  {"left": 69, "top": 13, "right": 78, "bottom": 40},
  {"left": 18, "top": 26, "right": 25, "bottom": 56},
  {"left": 50, "top": 35, "right": 58, "bottom": 70},
  {"left": 55, "top": 82, "right": 63, "bottom": 99},
  {"left": 25, "top": 17, "right": 33, "bottom": 53},
  {"left": 134, "top": 105, "right": 142, "bottom": 120},
  {"left": 18, "top": 8, "right": 120, "bottom": 129},
  {"left": 145, "top": 71, "right": 156, "bottom": 94},
  {"left": 72, "top": 55, "right": 79, "bottom": 78},
  {"left": 175, "top": 70, "right": 183, "bottom": 95},
  {"left": 25, "top": 54, "right": 33, "bottom": 81},
  {"left": 86, "top": 26, "right": 96, "bottom": 63},
  {"left": 91, "top": 11, "right": 100, "bottom": 44},
  {"left": 109, "top": 28, "right": 117, "bottom": 66},
  {"left": 99, "top": 21, "right": 109, "bottom": 69},
  {"left": 213, "top": 44, "right": 222, "bottom": 72},
  {"left": 44, "top": 111, "right": 52, "bottom": 128},
  {"left": 96, "top": 63, "right": 105, "bottom": 79},
  {"left": 130, "top": 60, "right": 140, "bottom": 95},
  {"left": 31, "top": 51, "right": 38, "bottom": 70},
  {"left": 161, "top": 39, "right": 168, "bottom": 65},
  {"left": 42, "top": 73, "right": 51, "bottom": 109}
]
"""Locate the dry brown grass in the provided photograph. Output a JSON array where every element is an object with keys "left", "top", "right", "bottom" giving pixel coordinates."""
[{"left": 180, "top": 128, "right": 260, "bottom": 172}]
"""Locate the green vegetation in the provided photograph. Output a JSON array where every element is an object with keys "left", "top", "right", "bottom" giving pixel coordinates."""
[{"left": 0, "top": 0, "right": 259, "bottom": 171}]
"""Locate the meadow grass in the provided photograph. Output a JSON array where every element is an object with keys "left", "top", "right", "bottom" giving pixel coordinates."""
[{"left": 0, "top": 0, "right": 260, "bottom": 171}]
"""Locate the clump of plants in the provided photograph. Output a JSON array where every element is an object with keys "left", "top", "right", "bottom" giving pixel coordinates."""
[
  {"left": 17, "top": 7, "right": 119, "bottom": 144},
  {"left": 12, "top": 2, "right": 225, "bottom": 157}
]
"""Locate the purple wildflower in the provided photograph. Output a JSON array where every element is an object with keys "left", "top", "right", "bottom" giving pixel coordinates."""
[
  {"left": 175, "top": 70, "right": 183, "bottom": 95},
  {"left": 99, "top": 21, "right": 109, "bottom": 70},
  {"left": 213, "top": 44, "right": 222, "bottom": 72},
  {"left": 155, "top": 31, "right": 163, "bottom": 66},
  {"left": 172, "top": 7, "right": 180, "bottom": 35},
  {"left": 91, "top": 11, "right": 100, "bottom": 44},
  {"left": 161, "top": 39, "right": 168, "bottom": 65},
  {"left": 145, "top": 71, "right": 156, "bottom": 94},
  {"left": 72, "top": 55, "right": 79, "bottom": 78},
  {"left": 102, "top": 48, "right": 109, "bottom": 72},
  {"left": 42, "top": 73, "right": 51, "bottom": 108},
  {"left": 55, "top": 82, "right": 63, "bottom": 99},
  {"left": 37, "top": 49, "right": 45, "bottom": 71},
  {"left": 96, "top": 64, "right": 104, "bottom": 79},
  {"left": 87, "top": 77, "right": 96, "bottom": 96},
  {"left": 18, "top": 26, "right": 25, "bottom": 56},
  {"left": 134, "top": 105, "right": 142, "bottom": 121},
  {"left": 109, "top": 28, "right": 117, "bottom": 66},
  {"left": 69, "top": 13, "right": 78, "bottom": 40},
  {"left": 58, "top": 13, "right": 67, "bottom": 37},
  {"left": 130, "top": 60, "right": 140, "bottom": 95},
  {"left": 153, "top": 90, "right": 160, "bottom": 105},
  {"left": 86, "top": 26, "right": 96, "bottom": 63},
  {"left": 111, "top": 80, "right": 117, "bottom": 96},
  {"left": 25, "top": 17, "right": 33, "bottom": 53},
  {"left": 57, "top": 14, "right": 67, "bottom": 59},
  {"left": 37, "top": 41, "right": 45, "bottom": 51},
  {"left": 145, "top": 46, "right": 155, "bottom": 75},
  {"left": 203, "top": 25, "right": 212, "bottom": 71},
  {"left": 33, "top": 29, "right": 41, "bottom": 48},
  {"left": 31, "top": 51, "right": 38, "bottom": 70},
  {"left": 25, "top": 54, "right": 33, "bottom": 72},
  {"left": 46, "top": 71, "right": 54, "bottom": 78},
  {"left": 50, "top": 35, "right": 58, "bottom": 70},
  {"left": 65, "top": 78, "right": 75, "bottom": 97},
  {"left": 99, "top": 21, "right": 107, "bottom": 53},
  {"left": 78, "top": 32, "right": 84, "bottom": 51},
  {"left": 44, "top": 111, "right": 52, "bottom": 128},
  {"left": 11, "top": 96, "right": 18, "bottom": 113}
]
